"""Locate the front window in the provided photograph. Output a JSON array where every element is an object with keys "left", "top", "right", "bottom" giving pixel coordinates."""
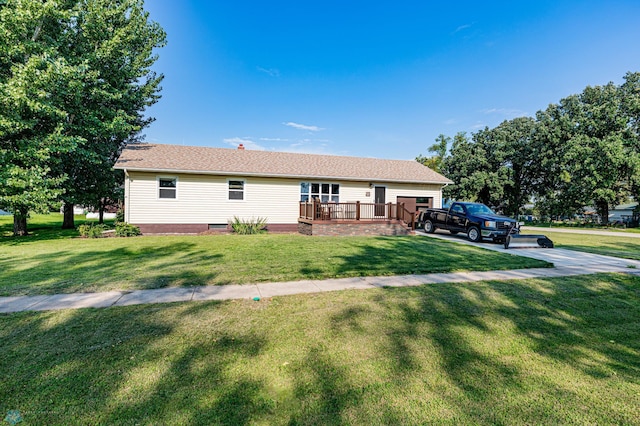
[
  {"left": 159, "top": 178, "right": 177, "bottom": 199},
  {"left": 466, "top": 203, "right": 495, "bottom": 215},
  {"left": 301, "top": 182, "right": 339, "bottom": 202},
  {"left": 229, "top": 180, "right": 244, "bottom": 200}
]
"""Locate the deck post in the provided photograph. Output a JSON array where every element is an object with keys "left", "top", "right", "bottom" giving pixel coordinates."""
[{"left": 356, "top": 201, "right": 360, "bottom": 221}]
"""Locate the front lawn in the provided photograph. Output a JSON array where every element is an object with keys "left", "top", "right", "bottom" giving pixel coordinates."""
[
  {"left": 1, "top": 273, "right": 638, "bottom": 425},
  {"left": 0, "top": 214, "right": 550, "bottom": 296}
]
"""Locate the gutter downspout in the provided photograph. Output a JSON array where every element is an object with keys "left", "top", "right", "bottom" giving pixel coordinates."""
[{"left": 124, "top": 169, "right": 130, "bottom": 223}]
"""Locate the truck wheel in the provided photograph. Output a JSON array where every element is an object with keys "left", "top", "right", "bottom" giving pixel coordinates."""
[
  {"left": 467, "top": 226, "right": 482, "bottom": 242},
  {"left": 424, "top": 220, "right": 436, "bottom": 233}
]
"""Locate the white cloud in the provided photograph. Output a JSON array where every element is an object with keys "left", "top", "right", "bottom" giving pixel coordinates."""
[
  {"left": 223, "top": 137, "right": 266, "bottom": 151},
  {"left": 277, "top": 138, "right": 337, "bottom": 155},
  {"left": 454, "top": 24, "right": 472, "bottom": 33},
  {"left": 470, "top": 122, "right": 487, "bottom": 131},
  {"left": 283, "top": 122, "right": 324, "bottom": 132},
  {"left": 444, "top": 118, "right": 457, "bottom": 125},
  {"left": 257, "top": 67, "right": 280, "bottom": 77},
  {"left": 259, "top": 137, "right": 290, "bottom": 142}
]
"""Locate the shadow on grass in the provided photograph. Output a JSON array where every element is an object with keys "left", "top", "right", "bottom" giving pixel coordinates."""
[
  {"left": 0, "top": 274, "right": 639, "bottom": 424},
  {"left": 332, "top": 236, "right": 550, "bottom": 277},
  {"left": 0, "top": 303, "right": 272, "bottom": 425},
  {"left": 0, "top": 242, "right": 223, "bottom": 296},
  {"left": 359, "top": 273, "right": 640, "bottom": 423},
  {"left": 1, "top": 234, "right": 551, "bottom": 297}
]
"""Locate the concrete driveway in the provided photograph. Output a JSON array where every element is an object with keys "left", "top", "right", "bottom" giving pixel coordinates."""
[{"left": 415, "top": 229, "right": 640, "bottom": 269}]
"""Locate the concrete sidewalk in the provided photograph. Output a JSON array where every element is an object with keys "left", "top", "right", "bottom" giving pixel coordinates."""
[
  {"left": 2, "top": 263, "right": 638, "bottom": 314},
  {"left": 2, "top": 230, "right": 639, "bottom": 314}
]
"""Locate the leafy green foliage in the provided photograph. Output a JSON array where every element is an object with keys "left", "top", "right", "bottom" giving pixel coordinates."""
[
  {"left": 114, "top": 222, "right": 141, "bottom": 237},
  {"left": 77, "top": 222, "right": 109, "bottom": 238},
  {"left": 416, "top": 133, "right": 450, "bottom": 173},
  {"left": 230, "top": 216, "right": 268, "bottom": 234},
  {"left": 53, "top": 0, "right": 166, "bottom": 228},
  {"left": 0, "top": 0, "right": 166, "bottom": 234},
  {"left": 535, "top": 81, "right": 638, "bottom": 222},
  {"left": 0, "top": 3, "right": 83, "bottom": 234},
  {"left": 441, "top": 131, "right": 509, "bottom": 206},
  {"left": 432, "top": 72, "right": 640, "bottom": 221}
]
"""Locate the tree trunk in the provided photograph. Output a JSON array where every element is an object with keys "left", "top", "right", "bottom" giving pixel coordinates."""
[
  {"left": 597, "top": 201, "right": 610, "bottom": 225},
  {"left": 98, "top": 199, "right": 105, "bottom": 224},
  {"left": 62, "top": 203, "right": 75, "bottom": 229},
  {"left": 13, "top": 209, "right": 28, "bottom": 236}
]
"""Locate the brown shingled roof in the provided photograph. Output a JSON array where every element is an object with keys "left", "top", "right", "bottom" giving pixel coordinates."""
[{"left": 115, "top": 143, "right": 452, "bottom": 185}]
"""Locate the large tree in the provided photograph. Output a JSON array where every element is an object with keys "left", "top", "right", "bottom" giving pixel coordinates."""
[
  {"left": 477, "top": 117, "right": 540, "bottom": 216},
  {"left": 441, "top": 131, "right": 510, "bottom": 207},
  {"left": 619, "top": 72, "right": 640, "bottom": 202},
  {"left": 0, "top": 1, "right": 82, "bottom": 235},
  {"left": 0, "top": 0, "right": 165, "bottom": 235},
  {"left": 55, "top": 0, "right": 166, "bottom": 228},
  {"left": 546, "top": 83, "right": 636, "bottom": 223},
  {"left": 437, "top": 73, "right": 640, "bottom": 222}
]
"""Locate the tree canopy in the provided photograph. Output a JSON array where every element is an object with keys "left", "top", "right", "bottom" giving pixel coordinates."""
[
  {"left": 0, "top": 0, "right": 166, "bottom": 235},
  {"left": 423, "top": 72, "right": 640, "bottom": 223}
]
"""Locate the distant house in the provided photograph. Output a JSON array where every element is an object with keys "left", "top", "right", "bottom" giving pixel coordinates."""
[
  {"left": 609, "top": 202, "right": 639, "bottom": 225},
  {"left": 114, "top": 143, "right": 452, "bottom": 235}
]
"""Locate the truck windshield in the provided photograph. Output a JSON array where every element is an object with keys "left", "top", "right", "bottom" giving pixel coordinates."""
[{"left": 465, "top": 204, "right": 495, "bottom": 215}]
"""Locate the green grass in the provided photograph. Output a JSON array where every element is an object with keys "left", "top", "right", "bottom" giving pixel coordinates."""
[
  {"left": 528, "top": 223, "right": 640, "bottom": 234},
  {"left": 0, "top": 214, "right": 549, "bottom": 297},
  {"left": 1, "top": 273, "right": 638, "bottom": 425},
  {"left": 541, "top": 231, "right": 640, "bottom": 261},
  {"left": 0, "top": 213, "right": 115, "bottom": 239}
]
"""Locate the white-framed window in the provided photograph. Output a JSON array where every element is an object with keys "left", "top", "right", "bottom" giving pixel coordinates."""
[
  {"left": 158, "top": 177, "right": 177, "bottom": 199},
  {"left": 300, "top": 182, "right": 339, "bottom": 202},
  {"left": 228, "top": 179, "right": 245, "bottom": 200}
]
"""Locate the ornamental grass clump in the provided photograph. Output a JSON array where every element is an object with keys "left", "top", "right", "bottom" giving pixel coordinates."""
[{"left": 230, "top": 216, "right": 267, "bottom": 234}]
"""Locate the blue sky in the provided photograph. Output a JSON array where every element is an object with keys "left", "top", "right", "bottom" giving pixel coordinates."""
[{"left": 142, "top": 1, "right": 640, "bottom": 160}]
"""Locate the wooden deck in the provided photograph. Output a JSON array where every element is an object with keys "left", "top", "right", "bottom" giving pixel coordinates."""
[{"left": 299, "top": 201, "right": 415, "bottom": 229}]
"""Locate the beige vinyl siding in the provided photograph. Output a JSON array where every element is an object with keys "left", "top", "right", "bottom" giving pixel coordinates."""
[
  {"left": 125, "top": 172, "right": 445, "bottom": 225},
  {"left": 127, "top": 172, "right": 300, "bottom": 224},
  {"left": 338, "top": 183, "right": 443, "bottom": 207}
]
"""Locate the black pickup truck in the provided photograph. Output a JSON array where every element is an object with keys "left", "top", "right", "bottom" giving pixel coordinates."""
[{"left": 420, "top": 202, "right": 519, "bottom": 243}]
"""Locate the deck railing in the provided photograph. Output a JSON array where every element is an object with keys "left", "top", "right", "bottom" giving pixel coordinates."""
[{"left": 299, "top": 201, "right": 415, "bottom": 230}]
